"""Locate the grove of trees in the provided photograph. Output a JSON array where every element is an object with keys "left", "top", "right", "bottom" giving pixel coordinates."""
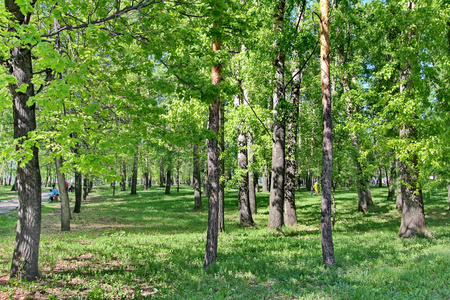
[{"left": 0, "top": 0, "right": 448, "bottom": 281}]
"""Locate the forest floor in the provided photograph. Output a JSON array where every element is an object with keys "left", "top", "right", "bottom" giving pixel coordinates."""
[{"left": 0, "top": 185, "right": 449, "bottom": 299}]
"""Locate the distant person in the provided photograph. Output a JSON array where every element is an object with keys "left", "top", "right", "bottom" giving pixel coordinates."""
[
  {"left": 68, "top": 185, "right": 74, "bottom": 192},
  {"left": 310, "top": 185, "right": 314, "bottom": 196},
  {"left": 313, "top": 181, "right": 319, "bottom": 195},
  {"left": 49, "top": 188, "right": 59, "bottom": 202}
]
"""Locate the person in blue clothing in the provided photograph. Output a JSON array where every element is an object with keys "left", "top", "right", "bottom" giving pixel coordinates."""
[{"left": 48, "top": 188, "right": 59, "bottom": 202}]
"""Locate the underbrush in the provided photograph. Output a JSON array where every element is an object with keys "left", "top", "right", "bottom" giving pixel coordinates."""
[{"left": 0, "top": 185, "right": 449, "bottom": 299}]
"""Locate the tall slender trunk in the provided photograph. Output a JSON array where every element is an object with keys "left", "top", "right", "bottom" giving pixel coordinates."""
[
  {"left": 284, "top": 38, "right": 302, "bottom": 227},
  {"left": 83, "top": 177, "right": 88, "bottom": 200},
  {"left": 204, "top": 30, "right": 221, "bottom": 269},
  {"left": 447, "top": 184, "right": 450, "bottom": 210},
  {"left": 218, "top": 102, "right": 225, "bottom": 231},
  {"left": 165, "top": 168, "right": 172, "bottom": 194},
  {"left": 238, "top": 121, "right": 254, "bottom": 227},
  {"left": 387, "top": 159, "right": 396, "bottom": 200},
  {"left": 176, "top": 154, "right": 180, "bottom": 192},
  {"left": 193, "top": 144, "right": 202, "bottom": 210},
  {"left": 320, "top": 0, "right": 335, "bottom": 266},
  {"left": 143, "top": 156, "right": 149, "bottom": 190},
  {"left": 396, "top": 158, "right": 403, "bottom": 210},
  {"left": 268, "top": 0, "right": 286, "bottom": 231},
  {"left": 248, "top": 133, "right": 257, "bottom": 215},
  {"left": 121, "top": 161, "right": 127, "bottom": 191},
  {"left": 55, "top": 157, "right": 70, "bottom": 231},
  {"left": 73, "top": 172, "right": 82, "bottom": 213},
  {"left": 131, "top": 147, "right": 138, "bottom": 195},
  {"left": 262, "top": 165, "right": 269, "bottom": 193},
  {"left": 159, "top": 159, "right": 165, "bottom": 187}
]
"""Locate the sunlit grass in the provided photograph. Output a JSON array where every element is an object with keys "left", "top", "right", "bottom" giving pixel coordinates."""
[{"left": 0, "top": 184, "right": 449, "bottom": 299}]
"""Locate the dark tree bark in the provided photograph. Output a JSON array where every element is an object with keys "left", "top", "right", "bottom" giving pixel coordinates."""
[
  {"left": 378, "top": 167, "right": 383, "bottom": 187},
  {"left": 320, "top": 0, "right": 335, "bottom": 266},
  {"left": 55, "top": 157, "right": 70, "bottom": 231},
  {"left": 193, "top": 144, "right": 202, "bottom": 210},
  {"left": 387, "top": 159, "right": 396, "bottom": 200},
  {"left": 398, "top": 140, "right": 430, "bottom": 237},
  {"left": 165, "top": 168, "right": 172, "bottom": 194},
  {"left": 143, "top": 172, "right": 149, "bottom": 190},
  {"left": 10, "top": 178, "right": 17, "bottom": 191},
  {"left": 130, "top": 147, "right": 139, "bottom": 195},
  {"left": 121, "top": 161, "right": 127, "bottom": 191},
  {"left": 111, "top": 181, "right": 116, "bottom": 196},
  {"left": 83, "top": 177, "right": 88, "bottom": 200},
  {"left": 73, "top": 172, "right": 82, "bottom": 213},
  {"left": 204, "top": 33, "right": 221, "bottom": 269},
  {"left": 218, "top": 102, "right": 225, "bottom": 232},
  {"left": 268, "top": 0, "right": 286, "bottom": 231},
  {"left": 5, "top": 0, "right": 42, "bottom": 281}
]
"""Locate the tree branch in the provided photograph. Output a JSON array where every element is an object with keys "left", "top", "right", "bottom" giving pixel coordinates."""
[{"left": 41, "top": 0, "right": 163, "bottom": 38}]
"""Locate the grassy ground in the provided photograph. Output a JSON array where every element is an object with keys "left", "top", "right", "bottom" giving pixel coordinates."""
[{"left": 0, "top": 184, "right": 449, "bottom": 299}]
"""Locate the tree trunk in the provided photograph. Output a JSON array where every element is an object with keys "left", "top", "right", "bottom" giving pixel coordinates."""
[
  {"left": 143, "top": 172, "right": 149, "bottom": 190},
  {"left": 6, "top": 0, "right": 42, "bottom": 281},
  {"left": 284, "top": 39, "right": 302, "bottom": 228},
  {"left": 387, "top": 159, "right": 396, "bottom": 200},
  {"left": 248, "top": 134, "right": 257, "bottom": 215},
  {"left": 165, "top": 168, "right": 172, "bottom": 194},
  {"left": 73, "top": 172, "right": 82, "bottom": 213},
  {"left": 397, "top": 1, "right": 430, "bottom": 237},
  {"left": 121, "top": 161, "right": 127, "bottom": 191},
  {"left": 11, "top": 178, "right": 17, "bottom": 191},
  {"left": 55, "top": 157, "right": 70, "bottom": 231},
  {"left": 320, "top": 0, "right": 335, "bottom": 266},
  {"left": 268, "top": 0, "right": 286, "bottom": 231},
  {"left": 159, "top": 159, "right": 165, "bottom": 187},
  {"left": 398, "top": 128, "right": 430, "bottom": 238},
  {"left": 203, "top": 164, "right": 209, "bottom": 197},
  {"left": 262, "top": 165, "right": 269, "bottom": 192},
  {"left": 176, "top": 155, "right": 180, "bottom": 192},
  {"left": 447, "top": 184, "right": 450, "bottom": 210},
  {"left": 396, "top": 159, "right": 403, "bottom": 210},
  {"left": 378, "top": 167, "right": 383, "bottom": 187},
  {"left": 238, "top": 124, "right": 254, "bottom": 227},
  {"left": 218, "top": 101, "right": 225, "bottom": 232},
  {"left": 193, "top": 144, "right": 202, "bottom": 210},
  {"left": 5, "top": 0, "right": 41, "bottom": 281},
  {"left": 83, "top": 177, "right": 88, "bottom": 200},
  {"left": 204, "top": 32, "right": 221, "bottom": 269},
  {"left": 130, "top": 147, "right": 138, "bottom": 195}
]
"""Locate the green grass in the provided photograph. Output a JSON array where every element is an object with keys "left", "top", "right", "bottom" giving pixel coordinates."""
[{"left": 0, "top": 185, "right": 449, "bottom": 299}]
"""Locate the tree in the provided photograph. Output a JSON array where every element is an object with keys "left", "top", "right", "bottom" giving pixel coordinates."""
[
  {"left": 3, "top": 0, "right": 42, "bottom": 281},
  {"left": 268, "top": 0, "right": 287, "bottom": 231},
  {"left": 319, "top": 0, "right": 335, "bottom": 266}
]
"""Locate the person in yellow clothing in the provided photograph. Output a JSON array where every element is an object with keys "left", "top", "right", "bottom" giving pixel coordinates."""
[{"left": 313, "top": 180, "right": 319, "bottom": 195}]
